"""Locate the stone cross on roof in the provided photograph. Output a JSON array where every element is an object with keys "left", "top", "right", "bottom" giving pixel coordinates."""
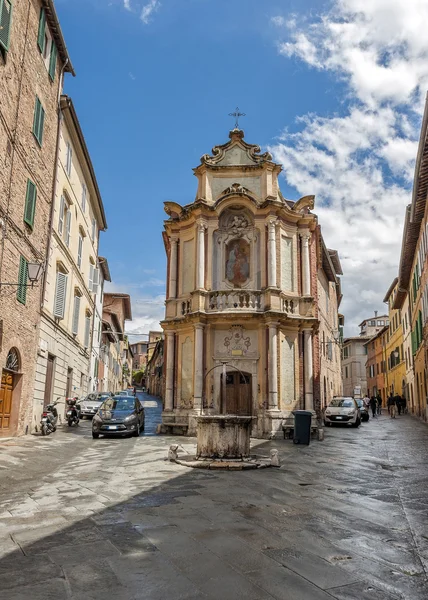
[{"left": 228, "top": 106, "right": 246, "bottom": 129}]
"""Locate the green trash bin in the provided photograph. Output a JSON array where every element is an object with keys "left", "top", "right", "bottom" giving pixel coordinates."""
[{"left": 293, "top": 410, "right": 312, "bottom": 445}]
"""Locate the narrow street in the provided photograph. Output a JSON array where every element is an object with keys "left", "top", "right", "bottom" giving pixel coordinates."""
[{"left": 0, "top": 395, "right": 427, "bottom": 600}]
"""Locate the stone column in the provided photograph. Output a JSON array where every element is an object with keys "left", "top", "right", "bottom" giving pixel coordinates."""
[
  {"left": 169, "top": 236, "right": 178, "bottom": 299},
  {"left": 165, "top": 331, "right": 175, "bottom": 411},
  {"left": 303, "top": 329, "right": 314, "bottom": 411},
  {"left": 194, "top": 324, "right": 204, "bottom": 408},
  {"left": 268, "top": 323, "right": 278, "bottom": 408},
  {"left": 267, "top": 220, "right": 277, "bottom": 288},
  {"left": 196, "top": 223, "right": 206, "bottom": 290},
  {"left": 300, "top": 232, "right": 311, "bottom": 296}
]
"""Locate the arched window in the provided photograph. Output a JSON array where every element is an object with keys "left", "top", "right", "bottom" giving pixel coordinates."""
[{"left": 5, "top": 348, "right": 20, "bottom": 372}]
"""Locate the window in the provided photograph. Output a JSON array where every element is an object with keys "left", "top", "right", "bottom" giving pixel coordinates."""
[
  {"left": 84, "top": 313, "right": 91, "bottom": 348},
  {"left": 37, "top": 7, "right": 46, "bottom": 53},
  {"left": 37, "top": 7, "right": 57, "bottom": 80},
  {"left": 370, "top": 320, "right": 375, "bottom": 326},
  {"left": 33, "top": 97, "right": 45, "bottom": 146},
  {"left": 81, "top": 184, "right": 87, "bottom": 213},
  {"left": 345, "top": 366, "right": 348, "bottom": 379},
  {"left": 23, "top": 179, "right": 37, "bottom": 229},
  {"left": 77, "top": 234, "right": 83, "bottom": 268},
  {"left": 16, "top": 256, "right": 28, "bottom": 305},
  {"left": 91, "top": 218, "right": 96, "bottom": 242},
  {"left": 343, "top": 346, "right": 349, "bottom": 359},
  {"left": 65, "top": 142, "right": 72, "bottom": 176},
  {"left": 0, "top": 0, "right": 13, "bottom": 52},
  {"left": 53, "top": 271, "right": 68, "bottom": 319},
  {"left": 58, "top": 196, "right": 72, "bottom": 246},
  {"left": 72, "top": 294, "right": 81, "bottom": 335}
]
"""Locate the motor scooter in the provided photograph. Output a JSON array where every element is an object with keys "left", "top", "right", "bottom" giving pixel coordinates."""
[
  {"left": 66, "top": 397, "right": 81, "bottom": 427},
  {"left": 40, "top": 399, "right": 59, "bottom": 435}
]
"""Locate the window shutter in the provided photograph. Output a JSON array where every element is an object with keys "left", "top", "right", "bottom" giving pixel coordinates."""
[
  {"left": 88, "top": 264, "right": 94, "bottom": 292},
  {"left": 0, "top": 0, "right": 13, "bottom": 52},
  {"left": 84, "top": 315, "right": 91, "bottom": 348},
  {"left": 58, "top": 196, "right": 65, "bottom": 235},
  {"left": 91, "top": 218, "right": 96, "bottom": 241},
  {"left": 77, "top": 235, "right": 83, "bottom": 268},
  {"left": 37, "top": 7, "right": 46, "bottom": 52},
  {"left": 33, "top": 97, "right": 45, "bottom": 146},
  {"left": 16, "top": 256, "right": 28, "bottom": 305},
  {"left": 48, "top": 41, "right": 57, "bottom": 81},
  {"left": 53, "top": 272, "right": 67, "bottom": 318},
  {"left": 65, "top": 210, "right": 71, "bottom": 247},
  {"left": 72, "top": 296, "right": 80, "bottom": 335},
  {"left": 24, "top": 180, "right": 37, "bottom": 228},
  {"left": 66, "top": 143, "right": 72, "bottom": 175},
  {"left": 92, "top": 268, "right": 99, "bottom": 294}
]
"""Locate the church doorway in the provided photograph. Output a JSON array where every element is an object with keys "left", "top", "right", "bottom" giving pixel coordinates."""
[{"left": 221, "top": 371, "right": 252, "bottom": 415}]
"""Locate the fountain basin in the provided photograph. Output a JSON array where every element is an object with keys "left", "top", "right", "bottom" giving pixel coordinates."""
[{"left": 196, "top": 415, "right": 255, "bottom": 458}]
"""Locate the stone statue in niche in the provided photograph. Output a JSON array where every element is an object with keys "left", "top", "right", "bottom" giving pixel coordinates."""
[
  {"left": 230, "top": 215, "right": 248, "bottom": 237},
  {"left": 225, "top": 239, "right": 250, "bottom": 286}
]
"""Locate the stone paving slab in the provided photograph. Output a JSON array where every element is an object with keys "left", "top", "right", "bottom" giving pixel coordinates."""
[{"left": 0, "top": 396, "right": 427, "bottom": 599}]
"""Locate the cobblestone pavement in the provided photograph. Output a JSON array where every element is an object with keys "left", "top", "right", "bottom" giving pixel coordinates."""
[{"left": 0, "top": 396, "right": 427, "bottom": 600}]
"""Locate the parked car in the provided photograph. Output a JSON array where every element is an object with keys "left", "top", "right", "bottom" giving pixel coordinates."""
[
  {"left": 92, "top": 395, "right": 145, "bottom": 439},
  {"left": 80, "top": 393, "right": 113, "bottom": 418},
  {"left": 324, "top": 397, "right": 361, "bottom": 427},
  {"left": 119, "top": 390, "right": 134, "bottom": 396},
  {"left": 356, "top": 398, "right": 369, "bottom": 422}
]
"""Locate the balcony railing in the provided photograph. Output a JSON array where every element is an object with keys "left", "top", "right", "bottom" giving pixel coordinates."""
[{"left": 207, "top": 290, "right": 263, "bottom": 312}]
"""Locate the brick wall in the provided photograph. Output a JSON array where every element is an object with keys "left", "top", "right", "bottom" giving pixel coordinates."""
[{"left": 0, "top": 0, "right": 66, "bottom": 435}]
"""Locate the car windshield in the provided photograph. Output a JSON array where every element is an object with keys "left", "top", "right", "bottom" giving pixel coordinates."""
[
  {"left": 329, "top": 398, "right": 354, "bottom": 408},
  {"left": 101, "top": 397, "right": 135, "bottom": 411},
  {"left": 96, "top": 394, "right": 110, "bottom": 402},
  {"left": 356, "top": 399, "right": 363, "bottom": 408}
]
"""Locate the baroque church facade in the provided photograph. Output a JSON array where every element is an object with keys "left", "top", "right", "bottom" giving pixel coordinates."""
[{"left": 160, "top": 128, "right": 342, "bottom": 438}]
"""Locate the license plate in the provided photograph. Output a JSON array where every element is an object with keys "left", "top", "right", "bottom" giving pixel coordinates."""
[
  {"left": 336, "top": 416, "right": 343, "bottom": 420},
  {"left": 108, "top": 425, "right": 118, "bottom": 430}
]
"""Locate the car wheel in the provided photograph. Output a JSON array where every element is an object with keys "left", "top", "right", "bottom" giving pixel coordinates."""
[
  {"left": 41, "top": 424, "right": 47, "bottom": 436},
  {"left": 92, "top": 432, "right": 100, "bottom": 439},
  {"left": 353, "top": 417, "right": 361, "bottom": 428},
  {"left": 134, "top": 423, "right": 140, "bottom": 437}
]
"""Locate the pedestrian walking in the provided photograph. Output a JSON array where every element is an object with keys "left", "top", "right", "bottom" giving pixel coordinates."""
[
  {"left": 394, "top": 394, "right": 402, "bottom": 416},
  {"left": 363, "top": 395, "right": 370, "bottom": 411},
  {"left": 388, "top": 394, "right": 396, "bottom": 418},
  {"left": 376, "top": 393, "right": 382, "bottom": 415},
  {"left": 370, "top": 396, "right": 377, "bottom": 418}
]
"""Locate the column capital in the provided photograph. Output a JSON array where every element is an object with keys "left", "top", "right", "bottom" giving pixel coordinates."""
[
  {"left": 170, "top": 234, "right": 179, "bottom": 243},
  {"left": 194, "top": 323, "right": 205, "bottom": 331},
  {"left": 266, "top": 321, "right": 280, "bottom": 329},
  {"left": 267, "top": 218, "right": 278, "bottom": 231},
  {"left": 197, "top": 222, "right": 208, "bottom": 233},
  {"left": 165, "top": 330, "right": 175, "bottom": 338},
  {"left": 299, "top": 230, "right": 311, "bottom": 241}
]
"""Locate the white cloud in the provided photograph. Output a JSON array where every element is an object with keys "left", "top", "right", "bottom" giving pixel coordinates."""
[
  {"left": 141, "top": 0, "right": 161, "bottom": 24},
  {"left": 270, "top": 0, "right": 428, "bottom": 334},
  {"left": 123, "top": 0, "right": 131, "bottom": 10},
  {"left": 104, "top": 281, "right": 164, "bottom": 336}
]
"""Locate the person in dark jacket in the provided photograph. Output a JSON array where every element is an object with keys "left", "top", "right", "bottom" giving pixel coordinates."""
[
  {"left": 394, "top": 394, "right": 402, "bottom": 415},
  {"left": 387, "top": 394, "right": 396, "bottom": 418},
  {"left": 369, "top": 396, "right": 377, "bottom": 418},
  {"left": 400, "top": 395, "right": 407, "bottom": 414},
  {"left": 376, "top": 393, "right": 382, "bottom": 415}
]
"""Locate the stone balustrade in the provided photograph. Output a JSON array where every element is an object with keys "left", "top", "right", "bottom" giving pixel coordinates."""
[{"left": 207, "top": 290, "right": 263, "bottom": 312}]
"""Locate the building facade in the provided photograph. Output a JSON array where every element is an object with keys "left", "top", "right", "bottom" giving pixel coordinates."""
[
  {"left": 130, "top": 341, "right": 148, "bottom": 371},
  {"left": 33, "top": 96, "right": 107, "bottom": 428},
  {"left": 146, "top": 338, "right": 164, "bottom": 397},
  {"left": 0, "top": 1, "right": 74, "bottom": 436},
  {"left": 101, "top": 293, "right": 132, "bottom": 394},
  {"left": 393, "top": 97, "right": 428, "bottom": 421},
  {"left": 359, "top": 313, "right": 389, "bottom": 337},
  {"left": 383, "top": 278, "right": 405, "bottom": 399},
  {"left": 159, "top": 128, "right": 342, "bottom": 438},
  {"left": 88, "top": 257, "right": 111, "bottom": 393},
  {"left": 341, "top": 336, "right": 370, "bottom": 398},
  {"left": 364, "top": 326, "right": 388, "bottom": 402}
]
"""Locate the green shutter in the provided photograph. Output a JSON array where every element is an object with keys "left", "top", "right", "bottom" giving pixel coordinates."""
[
  {"left": 37, "top": 7, "right": 46, "bottom": 53},
  {"left": 16, "top": 256, "right": 28, "bottom": 305},
  {"left": 32, "top": 97, "right": 45, "bottom": 146},
  {"left": 24, "top": 179, "right": 36, "bottom": 228},
  {"left": 0, "top": 0, "right": 13, "bottom": 52},
  {"left": 48, "top": 41, "right": 57, "bottom": 80}
]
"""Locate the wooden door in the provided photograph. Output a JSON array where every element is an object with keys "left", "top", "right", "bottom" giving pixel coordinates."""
[
  {"left": 43, "top": 355, "right": 55, "bottom": 409},
  {"left": 0, "top": 370, "right": 13, "bottom": 430},
  {"left": 222, "top": 372, "right": 252, "bottom": 415}
]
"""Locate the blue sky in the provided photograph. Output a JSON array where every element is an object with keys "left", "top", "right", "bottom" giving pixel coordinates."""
[{"left": 56, "top": 0, "right": 428, "bottom": 336}]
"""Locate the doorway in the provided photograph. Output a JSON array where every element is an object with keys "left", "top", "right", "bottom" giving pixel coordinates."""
[
  {"left": 221, "top": 371, "right": 252, "bottom": 415},
  {"left": 0, "top": 370, "right": 13, "bottom": 430},
  {"left": 43, "top": 354, "right": 55, "bottom": 409},
  {"left": 66, "top": 367, "right": 73, "bottom": 399}
]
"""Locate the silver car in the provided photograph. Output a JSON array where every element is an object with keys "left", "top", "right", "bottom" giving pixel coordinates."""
[
  {"left": 80, "top": 393, "right": 112, "bottom": 418},
  {"left": 324, "top": 397, "right": 361, "bottom": 427}
]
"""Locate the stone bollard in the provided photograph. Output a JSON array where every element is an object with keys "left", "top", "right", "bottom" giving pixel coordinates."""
[
  {"left": 318, "top": 428, "right": 324, "bottom": 441},
  {"left": 168, "top": 445, "right": 179, "bottom": 461},
  {"left": 270, "top": 449, "right": 280, "bottom": 467}
]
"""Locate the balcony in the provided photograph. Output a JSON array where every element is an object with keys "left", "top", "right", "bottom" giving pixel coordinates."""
[{"left": 207, "top": 290, "right": 264, "bottom": 312}]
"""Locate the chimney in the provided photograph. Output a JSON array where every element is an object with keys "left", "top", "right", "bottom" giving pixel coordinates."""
[{"left": 374, "top": 311, "right": 378, "bottom": 318}]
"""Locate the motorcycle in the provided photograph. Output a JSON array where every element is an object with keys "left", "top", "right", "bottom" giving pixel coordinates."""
[
  {"left": 40, "top": 399, "right": 59, "bottom": 435},
  {"left": 66, "top": 397, "right": 81, "bottom": 427}
]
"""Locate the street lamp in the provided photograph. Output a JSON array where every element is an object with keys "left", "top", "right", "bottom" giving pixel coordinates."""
[
  {"left": 0, "top": 261, "right": 44, "bottom": 287},
  {"left": 27, "top": 262, "right": 44, "bottom": 286}
]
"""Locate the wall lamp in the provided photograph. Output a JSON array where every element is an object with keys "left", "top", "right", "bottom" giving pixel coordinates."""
[{"left": 0, "top": 262, "right": 44, "bottom": 287}]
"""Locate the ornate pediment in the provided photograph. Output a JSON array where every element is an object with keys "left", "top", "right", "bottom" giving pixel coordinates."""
[
  {"left": 221, "top": 182, "right": 252, "bottom": 196},
  {"left": 199, "top": 129, "right": 273, "bottom": 168}
]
